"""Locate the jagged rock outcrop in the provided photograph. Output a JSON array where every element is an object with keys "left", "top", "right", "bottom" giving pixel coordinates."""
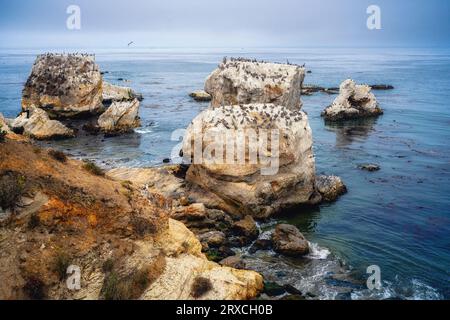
[
  {"left": 22, "top": 54, "right": 103, "bottom": 118},
  {"left": 10, "top": 107, "right": 74, "bottom": 140},
  {"left": 97, "top": 99, "right": 141, "bottom": 134},
  {"left": 182, "top": 103, "right": 319, "bottom": 219},
  {"left": 272, "top": 224, "right": 309, "bottom": 256},
  {"left": 145, "top": 219, "right": 262, "bottom": 300},
  {"left": 315, "top": 175, "right": 347, "bottom": 202},
  {"left": 0, "top": 139, "right": 263, "bottom": 300},
  {"left": 205, "top": 59, "right": 305, "bottom": 110},
  {"left": 189, "top": 90, "right": 212, "bottom": 102},
  {"left": 321, "top": 79, "right": 383, "bottom": 121},
  {"left": 102, "top": 82, "right": 142, "bottom": 104}
]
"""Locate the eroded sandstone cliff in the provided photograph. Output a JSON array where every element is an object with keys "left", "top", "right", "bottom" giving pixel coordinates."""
[{"left": 0, "top": 136, "right": 262, "bottom": 300}]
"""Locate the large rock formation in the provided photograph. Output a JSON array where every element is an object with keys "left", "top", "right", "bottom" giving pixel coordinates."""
[
  {"left": 97, "top": 99, "right": 141, "bottom": 134},
  {"left": 22, "top": 54, "right": 103, "bottom": 118},
  {"left": 10, "top": 107, "right": 74, "bottom": 140},
  {"left": 0, "top": 138, "right": 263, "bottom": 300},
  {"left": 205, "top": 58, "right": 305, "bottom": 110},
  {"left": 182, "top": 103, "right": 319, "bottom": 219},
  {"left": 321, "top": 79, "right": 383, "bottom": 121}
]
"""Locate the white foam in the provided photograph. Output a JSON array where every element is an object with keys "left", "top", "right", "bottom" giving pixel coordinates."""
[
  {"left": 350, "top": 278, "right": 443, "bottom": 300},
  {"left": 306, "top": 242, "right": 330, "bottom": 260},
  {"left": 134, "top": 127, "right": 153, "bottom": 134}
]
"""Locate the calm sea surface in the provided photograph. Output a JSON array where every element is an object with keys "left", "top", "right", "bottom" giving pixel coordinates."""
[{"left": 0, "top": 47, "right": 449, "bottom": 299}]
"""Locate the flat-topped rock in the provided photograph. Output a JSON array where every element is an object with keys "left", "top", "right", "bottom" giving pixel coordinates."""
[
  {"left": 10, "top": 107, "right": 74, "bottom": 140},
  {"left": 102, "top": 82, "right": 142, "bottom": 104},
  {"left": 97, "top": 99, "right": 141, "bottom": 134},
  {"left": 22, "top": 53, "right": 103, "bottom": 118},
  {"left": 189, "top": 90, "right": 212, "bottom": 102},
  {"left": 205, "top": 58, "right": 305, "bottom": 110},
  {"left": 321, "top": 79, "right": 383, "bottom": 121},
  {"left": 182, "top": 103, "right": 319, "bottom": 219}
]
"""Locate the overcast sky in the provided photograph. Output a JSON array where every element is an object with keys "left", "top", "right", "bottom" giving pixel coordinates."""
[{"left": 0, "top": 0, "right": 449, "bottom": 48}]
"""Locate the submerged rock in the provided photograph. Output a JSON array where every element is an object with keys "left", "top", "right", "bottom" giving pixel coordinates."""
[
  {"left": 302, "top": 85, "right": 339, "bottom": 96},
  {"left": 263, "top": 281, "right": 287, "bottom": 296},
  {"left": 272, "top": 224, "right": 309, "bottom": 257},
  {"left": 321, "top": 79, "right": 383, "bottom": 121},
  {"left": 370, "top": 84, "right": 394, "bottom": 90},
  {"left": 22, "top": 54, "right": 103, "bottom": 118},
  {"left": 97, "top": 99, "right": 141, "bottom": 134},
  {"left": 11, "top": 107, "right": 74, "bottom": 140},
  {"left": 359, "top": 164, "right": 381, "bottom": 172},
  {"left": 189, "top": 90, "right": 212, "bottom": 102},
  {"left": 182, "top": 103, "right": 318, "bottom": 219},
  {"left": 302, "top": 84, "right": 394, "bottom": 96},
  {"left": 205, "top": 58, "right": 305, "bottom": 110},
  {"left": 315, "top": 175, "right": 347, "bottom": 202},
  {"left": 249, "top": 239, "right": 273, "bottom": 253}
]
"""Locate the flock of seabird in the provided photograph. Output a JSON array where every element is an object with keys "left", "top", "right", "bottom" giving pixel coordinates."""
[
  {"left": 28, "top": 53, "right": 99, "bottom": 93},
  {"left": 200, "top": 104, "right": 304, "bottom": 130},
  {"left": 218, "top": 57, "right": 304, "bottom": 84}
]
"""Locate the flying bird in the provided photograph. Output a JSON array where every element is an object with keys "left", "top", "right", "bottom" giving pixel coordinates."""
[{"left": 127, "top": 41, "right": 134, "bottom": 47}]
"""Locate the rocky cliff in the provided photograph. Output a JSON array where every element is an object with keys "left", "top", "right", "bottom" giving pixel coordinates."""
[{"left": 0, "top": 137, "right": 262, "bottom": 300}]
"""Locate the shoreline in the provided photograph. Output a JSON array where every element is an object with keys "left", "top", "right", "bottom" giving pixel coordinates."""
[{"left": 1, "top": 50, "right": 448, "bottom": 300}]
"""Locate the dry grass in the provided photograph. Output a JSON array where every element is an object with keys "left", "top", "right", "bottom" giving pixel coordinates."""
[
  {"left": 0, "top": 124, "right": 6, "bottom": 143},
  {"left": 191, "top": 276, "right": 213, "bottom": 298},
  {"left": 52, "top": 251, "right": 71, "bottom": 281},
  {"left": 27, "top": 213, "right": 40, "bottom": 229},
  {"left": 102, "top": 255, "right": 166, "bottom": 300},
  {"left": 48, "top": 149, "right": 67, "bottom": 162},
  {"left": 23, "top": 276, "right": 47, "bottom": 300},
  {"left": 82, "top": 160, "right": 104, "bottom": 176},
  {"left": 0, "top": 171, "right": 26, "bottom": 210}
]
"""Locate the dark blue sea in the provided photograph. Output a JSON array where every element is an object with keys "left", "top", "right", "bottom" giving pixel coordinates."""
[{"left": 0, "top": 47, "right": 449, "bottom": 299}]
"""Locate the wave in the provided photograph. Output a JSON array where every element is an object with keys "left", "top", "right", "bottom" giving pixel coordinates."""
[
  {"left": 134, "top": 127, "right": 153, "bottom": 134},
  {"left": 306, "top": 242, "right": 331, "bottom": 260},
  {"left": 350, "top": 277, "right": 443, "bottom": 300}
]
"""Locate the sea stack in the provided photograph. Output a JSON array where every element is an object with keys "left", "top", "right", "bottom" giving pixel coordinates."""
[
  {"left": 205, "top": 58, "right": 305, "bottom": 110},
  {"left": 182, "top": 103, "right": 319, "bottom": 219},
  {"left": 22, "top": 53, "right": 104, "bottom": 118},
  {"left": 321, "top": 79, "right": 383, "bottom": 121}
]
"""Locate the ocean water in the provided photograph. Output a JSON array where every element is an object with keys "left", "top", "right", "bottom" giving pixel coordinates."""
[{"left": 0, "top": 47, "right": 449, "bottom": 299}]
